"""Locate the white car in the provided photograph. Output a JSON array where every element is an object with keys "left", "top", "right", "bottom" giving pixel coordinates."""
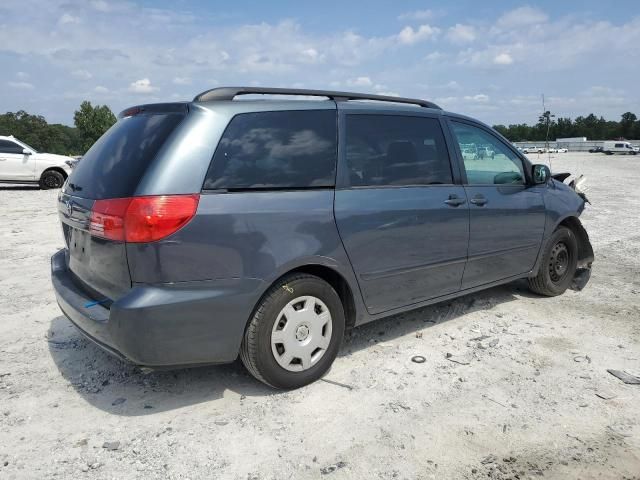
[
  {"left": 557, "top": 148, "right": 568, "bottom": 153},
  {"left": 0, "top": 135, "right": 74, "bottom": 188},
  {"left": 522, "top": 146, "right": 544, "bottom": 154}
]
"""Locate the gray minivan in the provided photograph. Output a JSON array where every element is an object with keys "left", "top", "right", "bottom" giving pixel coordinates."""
[{"left": 51, "top": 87, "right": 594, "bottom": 388}]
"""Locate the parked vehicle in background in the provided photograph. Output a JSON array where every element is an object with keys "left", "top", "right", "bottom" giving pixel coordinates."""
[
  {"left": 0, "top": 135, "right": 73, "bottom": 188},
  {"left": 603, "top": 141, "right": 637, "bottom": 155},
  {"left": 557, "top": 148, "right": 568, "bottom": 153},
  {"left": 523, "top": 146, "right": 544, "bottom": 154},
  {"left": 589, "top": 146, "right": 604, "bottom": 153},
  {"left": 547, "top": 147, "right": 558, "bottom": 153},
  {"left": 51, "top": 87, "right": 594, "bottom": 389},
  {"left": 477, "top": 146, "right": 495, "bottom": 159}
]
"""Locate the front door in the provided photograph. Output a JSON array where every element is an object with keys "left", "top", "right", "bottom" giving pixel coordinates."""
[
  {"left": 0, "top": 140, "right": 34, "bottom": 181},
  {"left": 334, "top": 112, "right": 469, "bottom": 314},
  {"left": 448, "top": 120, "right": 546, "bottom": 289}
]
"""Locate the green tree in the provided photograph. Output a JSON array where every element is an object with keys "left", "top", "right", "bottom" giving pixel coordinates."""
[
  {"left": 73, "top": 101, "right": 116, "bottom": 153},
  {"left": 620, "top": 112, "right": 637, "bottom": 139}
]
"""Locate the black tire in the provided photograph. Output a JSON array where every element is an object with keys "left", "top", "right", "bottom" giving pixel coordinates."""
[
  {"left": 39, "top": 170, "right": 65, "bottom": 189},
  {"left": 240, "top": 273, "right": 345, "bottom": 389},
  {"left": 528, "top": 227, "right": 578, "bottom": 296}
]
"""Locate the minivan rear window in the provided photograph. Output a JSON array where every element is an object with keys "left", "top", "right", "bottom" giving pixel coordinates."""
[
  {"left": 65, "top": 113, "right": 184, "bottom": 199},
  {"left": 203, "top": 110, "right": 337, "bottom": 190}
]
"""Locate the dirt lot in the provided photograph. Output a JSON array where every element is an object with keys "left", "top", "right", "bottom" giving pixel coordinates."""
[{"left": 0, "top": 152, "right": 639, "bottom": 479}]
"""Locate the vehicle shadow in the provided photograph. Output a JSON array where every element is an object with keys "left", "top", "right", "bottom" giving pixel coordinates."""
[
  {"left": 47, "top": 279, "right": 535, "bottom": 416},
  {"left": 0, "top": 184, "right": 40, "bottom": 190}
]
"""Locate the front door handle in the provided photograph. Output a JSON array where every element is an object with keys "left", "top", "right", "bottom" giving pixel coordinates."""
[
  {"left": 470, "top": 195, "right": 487, "bottom": 206},
  {"left": 444, "top": 194, "right": 466, "bottom": 207}
]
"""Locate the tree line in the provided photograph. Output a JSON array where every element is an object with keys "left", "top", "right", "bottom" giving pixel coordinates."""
[
  {"left": 0, "top": 101, "right": 116, "bottom": 156},
  {"left": 493, "top": 112, "right": 640, "bottom": 142},
  {"left": 2, "top": 104, "right": 639, "bottom": 155}
]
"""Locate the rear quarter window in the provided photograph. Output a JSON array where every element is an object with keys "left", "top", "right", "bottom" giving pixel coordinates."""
[
  {"left": 65, "top": 113, "right": 184, "bottom": 199},
  {"left": 203, "top": 110, "right": 337, "bottom": 190}
]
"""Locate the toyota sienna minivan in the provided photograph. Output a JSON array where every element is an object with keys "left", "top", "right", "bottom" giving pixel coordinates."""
[{"left": 51, "top": 87, "right": 594, "bottom": 389}]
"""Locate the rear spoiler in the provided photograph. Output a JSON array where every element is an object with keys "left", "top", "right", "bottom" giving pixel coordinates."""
[{"left": 118, "top": 102, "right": 189, "bottom": 119}]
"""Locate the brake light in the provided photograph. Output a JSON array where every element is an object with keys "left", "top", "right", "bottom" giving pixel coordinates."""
[{"left": 89, "top": 195, "right": 199, "bottom": 243}]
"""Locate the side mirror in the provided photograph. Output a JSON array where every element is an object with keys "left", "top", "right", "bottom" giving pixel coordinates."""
[
  {"left": 532, "top": 164, "right": 550, "bottom": 184},
  {"left": 22, "top": 148, "right": 32, "bottom": 155}
]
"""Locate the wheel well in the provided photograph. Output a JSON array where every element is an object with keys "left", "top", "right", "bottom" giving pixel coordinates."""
[
  {"left": 41, "top": 167, "right": 68, "bottom": 180},
  {"left": 559, "top": 216, "right": 594, "bottom": 264},
  {"left": 288, "top": 265, "right": 357, "bottom": 330}
]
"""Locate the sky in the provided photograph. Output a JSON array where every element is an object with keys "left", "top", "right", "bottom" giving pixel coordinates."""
[{"left": 1, "top": 0, "right": 639, "bottom": 126}]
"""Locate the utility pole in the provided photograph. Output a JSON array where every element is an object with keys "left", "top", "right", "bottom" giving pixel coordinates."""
[{"left": 539, "top": 94, "right": 555, "bottom": 167}]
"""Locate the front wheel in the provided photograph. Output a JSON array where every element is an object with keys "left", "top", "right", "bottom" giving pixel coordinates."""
[
  {"left": 39, "top": 170, "right": 65, "bottom": 189},
  {"left": 240, "top": 273, "right": 345, "bottom": 389},
  {"left": 528, "top": 227, "right": 578, "bottom": 296}
]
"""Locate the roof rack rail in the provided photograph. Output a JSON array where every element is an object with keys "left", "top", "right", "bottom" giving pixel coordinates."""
[{"left": 193, "top": 87, "right": 441, "bottom": 109}]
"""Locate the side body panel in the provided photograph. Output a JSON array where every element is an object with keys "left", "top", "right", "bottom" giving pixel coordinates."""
[
  {"left": 461, "top": 184, "right": 546, "bottom": 288},
  {"left": 333, "top": 106, "right": 470, "bottom": 314},
  {"left": 443, "top": 115, "right": 547, "bottom": 289},
  {"left": 334, "top": 186, "right": 469, "bottom": 313},
  {"left": 0, "top": 152, "right": 35, "bottom": 180}
]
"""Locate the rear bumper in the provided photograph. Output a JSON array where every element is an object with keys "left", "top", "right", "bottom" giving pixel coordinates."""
[{"left": 51, "top": 249, "right": 264, "bottom": 367}]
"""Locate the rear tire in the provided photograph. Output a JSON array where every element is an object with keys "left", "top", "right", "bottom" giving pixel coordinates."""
[
  {"left": 528, "top": 227, "right": 578, "bottom": 296},
  {"left": 39, "top": 170, "right": 65, "bottom": 189},
  {"left": 240, "top": 273, "right": 345, "bottom": 389}
]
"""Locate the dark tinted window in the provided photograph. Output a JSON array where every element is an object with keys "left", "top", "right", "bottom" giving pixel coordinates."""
[
  {"left": 345, "top": 115, "right": 452, "bottom": 186},
  {"left": 0, "top": 140, "right": 23, "bottom": 154},
  {"left": 450, "top": 121, "right": 524, "bottom": 185},
  {"left": 203, "top": 110, "right": 337, "bottom": 190},
  {"left": 65, "top": 113, "right": 184, "bottom": 199}
]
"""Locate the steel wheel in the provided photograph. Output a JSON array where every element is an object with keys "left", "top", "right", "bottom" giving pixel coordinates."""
[
  {"left": 270, "top": 295, "right": 333, "bottom": 372},
  {"left": 548, "top": 241, "right": 570, "bottom": 284}
]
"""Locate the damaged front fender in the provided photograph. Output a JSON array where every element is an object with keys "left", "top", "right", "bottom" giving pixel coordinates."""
[{"left": 566, "top": 217, "right": 594, "bottom": 291}]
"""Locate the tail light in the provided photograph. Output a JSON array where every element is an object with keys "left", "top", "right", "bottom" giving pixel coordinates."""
[{"left": 89, "top": 194, "right": 199, "bottom": 243}]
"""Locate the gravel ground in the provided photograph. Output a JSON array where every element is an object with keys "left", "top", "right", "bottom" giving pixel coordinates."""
[{"left": 0, "top": 152, "right": 639, "bottom": 479}]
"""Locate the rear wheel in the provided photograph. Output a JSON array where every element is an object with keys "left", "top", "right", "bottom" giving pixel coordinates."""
[
  {"left": 528, "top": 227, "right": 578, "bottom": 296},
  {"left": 240, "top": 273, "right": 345, "bottom": 389},
  {"left": 39, "top": 170, "right": 65, "bottom": 189}
]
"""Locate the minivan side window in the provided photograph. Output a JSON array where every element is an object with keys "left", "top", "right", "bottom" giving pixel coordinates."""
[
  {"left": 344, "top": 115, "right": 452, "bottom": 187},
  {"left": 203, "top": 110, "right": 337, "bottom": 190},
  {"left": 450, "top": 121, "right": 525, "bottom": 185},
  {"left": 0, "top": 140, "right": 23, "bottom": 154}
]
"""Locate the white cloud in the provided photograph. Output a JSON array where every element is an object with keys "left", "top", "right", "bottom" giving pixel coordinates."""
[
  {"left": 128, "top": 78, "right": 158, "bottom": 93},
  {"left": 397, "top": 10, "right": 434, "bottom": 21},
  {"left": 497, "top": 6, "right": 548, "bottom": 28},
  {"left": 94, "top": 86, "right": 109, "bottom": 93},
  {"left": 16, "top": 71, "right": 29, "bottom": 79},
  {"left": 7, "top": 81, "right": 34, "bottom": 90},
  {"left": 375, "top": 91, "right": 400, "bottom": 97},
  {"left": 72, "top": 69, "right": 93, "bottom": 80},
  {"left": 58, "top": 13, "right": 81, "bottom": 25},
  {"left": 347, "top": 76, "right": 373, "bottom": 87},
  {"left": 464, "top": 94, "right": 490, "bottom": 102},
  {"left": 172, "top": 77, "right": 192, "bottom": 85},
  {"left": 397, "top": 25, "right": 439, "bottom": 45},
  {"left": 493, "top": 53, "right": 514, "bottom": 65},
  {"left": 424, "top": 51, "right": 444, "bottom": 62},
  {"left": 447, "top": 24, "right": 476, "bottom": 44}
]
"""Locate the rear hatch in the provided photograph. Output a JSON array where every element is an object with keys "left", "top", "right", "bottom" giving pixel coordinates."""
[{"left": 58, "top": 104, "right": 187, "bottom": 301}]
